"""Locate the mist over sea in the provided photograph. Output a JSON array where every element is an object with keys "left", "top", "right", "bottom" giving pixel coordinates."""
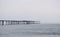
[{"left": 0, "top": 24, "right": 60, "bottom": 37}]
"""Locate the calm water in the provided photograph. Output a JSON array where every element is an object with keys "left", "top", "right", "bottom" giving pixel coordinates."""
[{"left": 0, "top": 24, "right": 60, "bottom": 37}]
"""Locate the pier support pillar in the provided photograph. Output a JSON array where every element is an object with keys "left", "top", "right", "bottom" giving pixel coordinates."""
[{"left": 2, "top": 20, "right": 4, "bottom": 25}]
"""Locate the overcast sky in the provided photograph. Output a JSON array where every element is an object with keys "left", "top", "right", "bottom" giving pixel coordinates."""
[{"left": 0, "top": 0, "right": 60, "bottom": 24}]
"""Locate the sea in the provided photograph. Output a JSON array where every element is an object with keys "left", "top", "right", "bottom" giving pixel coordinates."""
[{"left": 0, "top": 24, "right": 60, "bottom": 37}]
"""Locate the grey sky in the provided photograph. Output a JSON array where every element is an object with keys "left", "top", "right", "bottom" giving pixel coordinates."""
[{"left": 0, "top": 0, "right": 60, "bottom": 24}]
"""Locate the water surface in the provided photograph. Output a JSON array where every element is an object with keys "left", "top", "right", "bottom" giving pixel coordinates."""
[{"left": 0, "top": 24, "right": 60, "bottom": 37}]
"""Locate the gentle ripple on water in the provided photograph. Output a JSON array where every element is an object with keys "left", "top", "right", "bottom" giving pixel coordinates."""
[{"left": 0, "top": 24, "right": 60, "bottom": 37}]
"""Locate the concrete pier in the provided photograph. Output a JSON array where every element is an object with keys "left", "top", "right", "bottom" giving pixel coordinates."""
[{"left": 0, "top": 20, "right": 40, "bottom": 25}]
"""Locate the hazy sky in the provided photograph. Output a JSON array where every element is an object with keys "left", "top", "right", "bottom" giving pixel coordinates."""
[{"left": 0, "top": 0, "right": 60, "bottom": 24}]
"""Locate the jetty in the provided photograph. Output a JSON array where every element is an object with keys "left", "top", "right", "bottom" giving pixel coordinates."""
[{"left": 0, "top": 20, "right": 40, "bottom": 25}]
